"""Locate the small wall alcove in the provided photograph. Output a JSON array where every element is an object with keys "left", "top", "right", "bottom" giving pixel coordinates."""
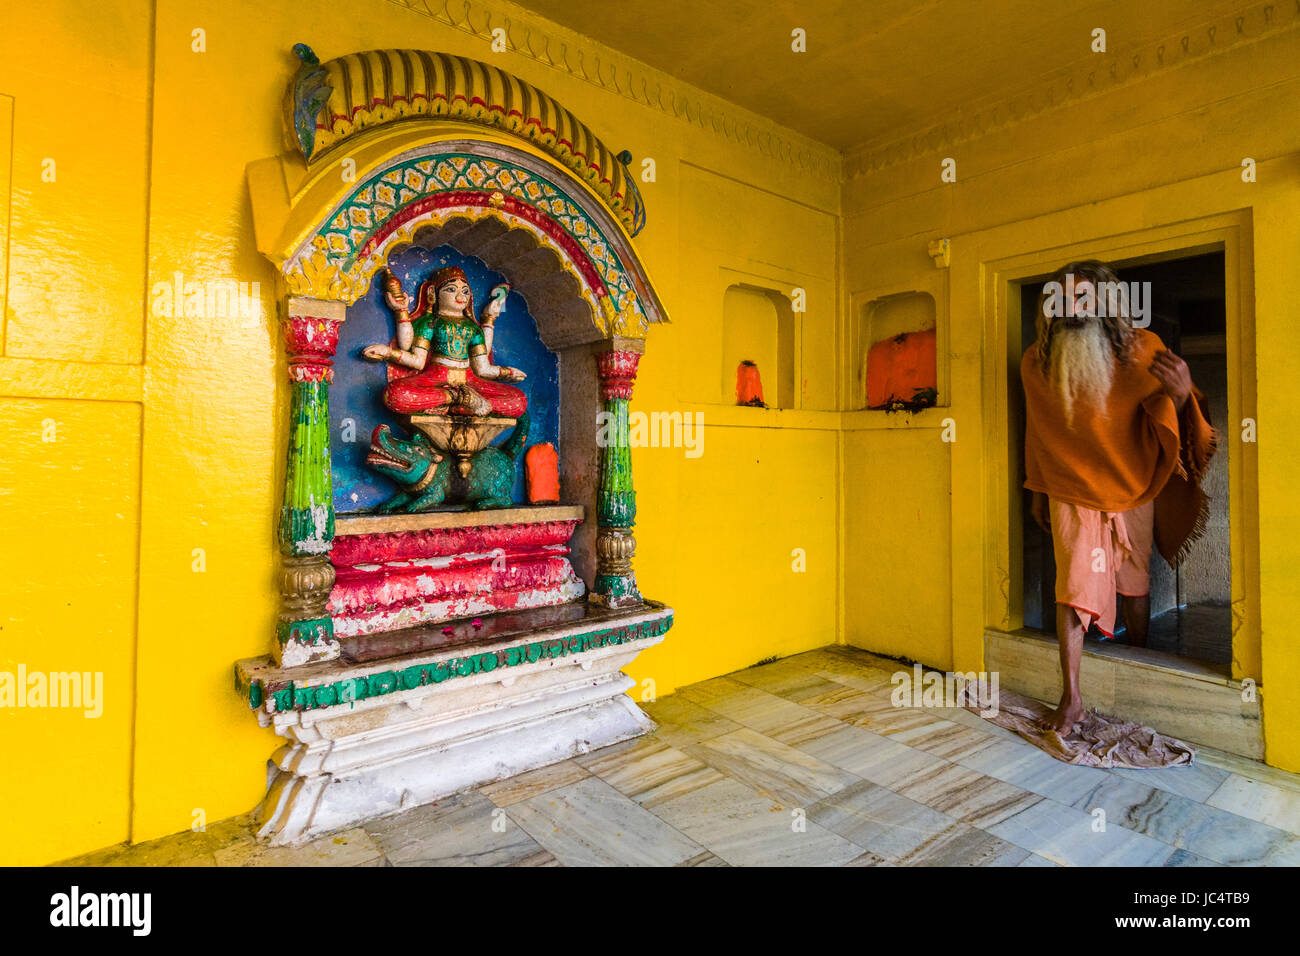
[
  {"left": 721, "top": 283, "right": 796, "bottom": 408},
  {"left": 857, "top": 290, "right": 938, "bottom": 411}
]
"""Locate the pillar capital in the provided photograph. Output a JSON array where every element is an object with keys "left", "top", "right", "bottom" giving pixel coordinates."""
[
  {"left": 596, "top": 349, "right": 641, "bottom": 401},
  {"left": 282, "top": 298, "right": 344, "bottom": 385}
]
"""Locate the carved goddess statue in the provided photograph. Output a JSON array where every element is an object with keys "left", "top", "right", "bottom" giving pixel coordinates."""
[{"left": 363, "top": 266, "right": 528, "bottom": 418}]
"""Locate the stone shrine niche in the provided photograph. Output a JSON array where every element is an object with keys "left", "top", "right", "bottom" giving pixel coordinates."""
[
  {"left": 721, "top": 284, "right": 796, "bottom": 409},
  {"left": 333, "top": 243, "right": 561, "bottom": 513},
  {"left": 235, "top": 46, "right": 674, "bottom": 845},
  {"left": 859, "top": 291, "right": 938, "bottom": 411}
]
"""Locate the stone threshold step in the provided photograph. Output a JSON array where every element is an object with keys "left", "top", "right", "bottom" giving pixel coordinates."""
[{"left": 985, "top": 628, "right": 1262, "bottom": 759}]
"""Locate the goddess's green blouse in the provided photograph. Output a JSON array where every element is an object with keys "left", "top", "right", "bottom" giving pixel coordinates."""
[{"left": 413, "top": 315, "right": 486, "bottom": 361}]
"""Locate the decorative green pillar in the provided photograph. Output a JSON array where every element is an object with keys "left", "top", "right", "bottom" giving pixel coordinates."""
[
  {"left": 276, "top": 297, "right": 345, "bottom": 666},
  {"left": 591, "top": 344, "right": 644, "bottom": 608}
]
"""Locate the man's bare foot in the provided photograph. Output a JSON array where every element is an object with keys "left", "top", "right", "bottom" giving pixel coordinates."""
[{"left": 1040, "top": 697, "right": 1084, "bottom": 735}]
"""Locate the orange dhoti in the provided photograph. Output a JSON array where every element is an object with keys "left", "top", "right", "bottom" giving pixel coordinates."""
[
  {"left": 1049, "top": 497, "right": 1154, "bottom": 638},
  {"left": 384, "top": 363, "right": 527, "bottom": 418}
]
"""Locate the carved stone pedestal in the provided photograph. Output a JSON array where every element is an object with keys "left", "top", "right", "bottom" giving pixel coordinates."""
[
  {"left": 409, "top": 414, "right": 515, "bottom": 478},
  {"left": 236, "top": 601, "right": 672, "bottom": 845}
]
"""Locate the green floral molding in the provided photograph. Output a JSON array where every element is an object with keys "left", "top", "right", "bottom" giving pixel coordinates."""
[
  {"left": 276, "top": 617, "right": 332, "bottom": 650},
  {"left": 594, "top": 574, "right": 639, "bottom": 601},
  {"left": 250, "top": 613, "right": 673, "bottom": 713}
]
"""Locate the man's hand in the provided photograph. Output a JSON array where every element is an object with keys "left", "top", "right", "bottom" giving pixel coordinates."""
[
  {"left": 1031, "top": 491, "right": 1051, "bottom": 533},
  {"left": 1150, "top": 349, "right": 1193, "bottom": 411}
]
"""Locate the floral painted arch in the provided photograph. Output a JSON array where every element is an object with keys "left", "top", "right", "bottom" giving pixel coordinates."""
[
  {"left": 261, "top": 46, "right": 667, "bottom": 342},
  {"left": 288, "top": 46, "right": 647, "bottom": 237},
  {"left": 283, "top": 138, "right": 660, "bottom": 342}
]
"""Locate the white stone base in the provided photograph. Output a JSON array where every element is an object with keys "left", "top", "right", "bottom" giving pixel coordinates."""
[{"left": 253, "top": 636, "right": 662, "bottom": 846}]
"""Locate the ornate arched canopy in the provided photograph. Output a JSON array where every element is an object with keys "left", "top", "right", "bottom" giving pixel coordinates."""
[
  {"left": 239, "top": 48, "right": 674, "bottom": 842},
  {"left": 250, "top": 46, "right": 668, "bottom": 342}
]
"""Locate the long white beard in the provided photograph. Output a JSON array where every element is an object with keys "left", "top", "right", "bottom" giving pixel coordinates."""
[{"left": 1049, "top": 322, "right": 1115, "bottom": 425}]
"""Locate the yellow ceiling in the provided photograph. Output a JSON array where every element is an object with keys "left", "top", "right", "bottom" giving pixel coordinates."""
[{"left": 516, "top": 0, "right": 1254, "bottom": 151}]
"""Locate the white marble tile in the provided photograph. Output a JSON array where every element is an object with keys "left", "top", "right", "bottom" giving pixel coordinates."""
[
  {"left": 940, "top": 705, "right": 1026, "bottom": 743},
  {"left": 986, "top": 799, "right": 1177, "bottom": 866},
  {"left": 1205, "top": 774, "right": 1300, "bottom": 834},
  {"left": 961, "top": 738, "right": 1118, "bottom": 807},
  {"left": 676, "top": 675, "right": 752, "bottom": 706},
  {"left": 896, "top": 823, "right": 1031, "bottom": 866},
  {"left": 1110, "top": 761, "right": 1230, "bottom": 804},
  {"left": 675, "top": 850, "right": 730, "bottom": 867},
  {"left": 477, "top": 759, "right": 591, "bottom": 808},
  {"left": 1259, "top": 835, "right": 1300, "bottom": 866},
  {"left": 950, "top": 736, "right": 1060, "bottom": 781},
  {"left": 885, "top": 718, "right": 994, "bottom": 758},
  {"left": 857, "top": 705, "right": 958, "bottom": 738},
  {"left": 892, "top": 760, "right": 1045, "bottom": 828},
  {"left": 806, "top": 779, "right": 959, "bottom": 861},
  {"left": 1195, "top": 746, "right": 1300, "bottom": 795},
  {"left": 840, "top": 739, "right": 954, "bottom": 791},
  {"left": 366, "top": 791, "right": 552, "bottom": 866},
  {"left": 790, "top": 721, "right": 956, "bottom": 792},
  {"left": 790, "top": 722, "right": 889, "bottom": 764},
  {"left": 1061, "top": 771, "right": 1300, "bottom": 865},
  {"left": 683, "top": 727, "right": 860, "bottom": 806},
  {"left": 506, "top": 776, "right": 705, "bottom": 866},
  {"left": 845, "top": 850, "right": 895, "bottom": 866},
  {"left": 217, "top": 827, "right": 384, "bottom": 867},
  {"left": 1161, "top": 848, "right": 1221, "bottom": 867},
  {"left": 577, "top": 734, "right": 724, "bottom": 808},
  {"left": 801, "top": 685, "right": 897, "bottom": 723},
  {"left": 692, "top": 685, "right": 832, "bottom": 737},
  {"left": 815, "top": 668, "right": 899, "bottom": 695},
  {"left": 640, "top": 694, "right": 743, "bottom": 744},
  {"left": 731, "top": 661, "right": 846, "bottom": 701},
  {"left": 652, "top": 777, "right": 863, "bottom": 867}
]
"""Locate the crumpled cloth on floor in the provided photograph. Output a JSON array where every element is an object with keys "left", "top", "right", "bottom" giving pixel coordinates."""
[{"left": 958, "top": 684, "right": 1195, "bottom": 768}]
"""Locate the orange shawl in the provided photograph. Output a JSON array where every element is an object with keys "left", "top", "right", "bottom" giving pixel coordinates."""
[{"left": 1022, "top": 329, "right": 1217, "bottom": 564}]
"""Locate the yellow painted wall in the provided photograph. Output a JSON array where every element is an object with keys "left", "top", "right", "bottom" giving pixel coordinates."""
[
  {"left": 842, "top": 420, "right": 952, "bottom": 668},
  {"left": 3, "top": 0, "right": 1297, "bottom": 867},
  {"left": 0, "top": 0, "right": 841, "bottom": 864},
  {"left": 0, "top": 399, "right": 141, "bottom": 862},
  {"left": 840, "top": 22, "right": 1300, "bottom": 771}
]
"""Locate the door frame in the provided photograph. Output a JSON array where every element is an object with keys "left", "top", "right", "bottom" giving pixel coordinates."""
[{"left": 976, "top": 210, "right": 1259, "bottom": 682}]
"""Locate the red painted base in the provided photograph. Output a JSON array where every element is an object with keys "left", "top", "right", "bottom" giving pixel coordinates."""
[{"left": 329, "top": 518, "right": 586, "bottom": 637}]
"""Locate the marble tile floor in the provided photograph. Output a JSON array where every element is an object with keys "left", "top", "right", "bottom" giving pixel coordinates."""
[{"left": 59, "top": 644, "right": 1300, "bottom": 867}]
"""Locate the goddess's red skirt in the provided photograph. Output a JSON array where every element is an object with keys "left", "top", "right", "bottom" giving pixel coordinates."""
[{"left": 384, "top": 363, "right": 527, "bottom": 418}]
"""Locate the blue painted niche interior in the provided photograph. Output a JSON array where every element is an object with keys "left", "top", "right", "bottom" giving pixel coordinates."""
[{"left": 331, "top": 245, "right": 561, "bottom": 513}]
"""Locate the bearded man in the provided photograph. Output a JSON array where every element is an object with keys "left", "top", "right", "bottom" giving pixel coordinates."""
[{"left": 1022, "top": 260, "right": 1217, "bottom": 734}]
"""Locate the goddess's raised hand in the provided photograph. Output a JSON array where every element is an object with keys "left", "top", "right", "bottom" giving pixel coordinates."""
[{"left": 384, "top": 289, "right": 410, "bottom": 313}]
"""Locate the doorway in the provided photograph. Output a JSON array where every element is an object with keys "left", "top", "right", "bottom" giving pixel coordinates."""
[{"left": 1016, "top": 252, "right": 1231, "bottom": 672}]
